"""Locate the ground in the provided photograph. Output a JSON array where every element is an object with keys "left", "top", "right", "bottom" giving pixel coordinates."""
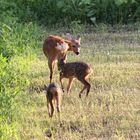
[{"left": 21, "top": 30, "right": 140, "bottom": 140}]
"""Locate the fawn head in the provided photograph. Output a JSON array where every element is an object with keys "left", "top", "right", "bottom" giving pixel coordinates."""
[{"left": 66, "top": 33, "right": 81, "bottom": 55}]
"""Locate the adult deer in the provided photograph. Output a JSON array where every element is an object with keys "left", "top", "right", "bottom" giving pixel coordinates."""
[{"left": 43, "top": 34, "right": 81, "bottom": 83}]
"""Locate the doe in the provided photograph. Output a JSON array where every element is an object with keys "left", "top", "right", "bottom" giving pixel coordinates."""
[{"left": 43, "top": 34, "right": 81, "bottom": 83}]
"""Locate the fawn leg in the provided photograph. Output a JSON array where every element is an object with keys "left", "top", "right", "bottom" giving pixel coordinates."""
[
  {"left": 78, "top": 78, "right": 90, "bottom": 98},
  {"left": 67, "top": 78, "right": 73, "bottom": 94},
  {"left": 49, "top": 100, "right": 54, "bottom": 118},
  {"left": 86, "top": 82, "right": 91, "bottom": 96},
  {"left": 56, "top": 96, "right": 61, "bottom": 121},
  {"left": 47, "top": 98, "right": 50, "bottom": 117},
  {"left": 79, "top": 86, "right": 86, "bottom": 98},
  {"left": 60, "top": 73, "right": 64, "bottom": 92},
  {"left": 46, "top": 95, "right": 51, "bottom": 117}
]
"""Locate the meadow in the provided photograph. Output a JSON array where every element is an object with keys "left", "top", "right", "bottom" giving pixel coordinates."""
[
  {"left": 0, "top": 22, "right": 140, "bottom": 140},
  {"left": 0, "top": 0, "right": 140, "bottom": 139},
  {"left": 19, "top": 27, "right": 139, "bottom": 140}
]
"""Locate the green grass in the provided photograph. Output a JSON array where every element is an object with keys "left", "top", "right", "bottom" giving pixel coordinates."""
[{"left": 20, "top": 31, "right": 140, "bottom": 140}]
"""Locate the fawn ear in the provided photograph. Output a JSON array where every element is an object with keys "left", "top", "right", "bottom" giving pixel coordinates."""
[
  {"left": 76, "top": 34, "right": 81, "bottom": 44},
  {"left": 65, "top": 33, "right": 72, "bottom": 40}
]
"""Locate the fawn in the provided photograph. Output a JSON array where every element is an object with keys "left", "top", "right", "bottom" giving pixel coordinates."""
[
  {"left": 43, "top": 33, "right": 81, "bottom": 83},
  {"left": 58, "top": 59, "right": 93, "bottom": 98},
  {"left": 45, "top": 83, "right": 62, "bottom": 118}
]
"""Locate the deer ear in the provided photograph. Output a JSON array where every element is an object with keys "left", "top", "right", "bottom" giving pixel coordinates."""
[
  {"left": 76, "top": 34, "right": 81, "bottom": 44},
  {"left": 65, "top": 33, "right": 72, "bottom": 40}
]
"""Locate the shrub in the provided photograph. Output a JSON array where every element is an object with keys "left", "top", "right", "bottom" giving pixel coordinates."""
[
  {"left": 0, "top": 22, "right": 41, "bottom": 59},
  {"left": 1, "top": 0, "right": 139, "bottom": 25}
]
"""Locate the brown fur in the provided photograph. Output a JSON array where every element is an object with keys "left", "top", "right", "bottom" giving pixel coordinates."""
[
  {"left": 43, "top": 34, "right": 81, "bottom": 83},
  {"left": 58, "top": 59, "right": 93, "bottom": 98},
  {"left": 45, "top": 83, "right": 62, "bottom": 118}
]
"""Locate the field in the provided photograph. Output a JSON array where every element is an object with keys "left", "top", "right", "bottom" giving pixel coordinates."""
[
  {"left": 16, "top": 29, "right": 140, "bottom": 140},
  {"left": 1, "top": 0, "right": 140, "bottom": 139}
]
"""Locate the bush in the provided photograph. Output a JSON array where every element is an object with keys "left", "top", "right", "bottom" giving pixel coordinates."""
[
  {"left": 0, "top": 54, "right": 32, "bottom": 139},
  {"left": 0, "top": 22, "right": 41, "bottom": 59},
  {"left": 0, "top": 11, "right": 42, "bottom": 139},
  {"left": 1, "top": 0, "right": 140, "bottom": 25}
]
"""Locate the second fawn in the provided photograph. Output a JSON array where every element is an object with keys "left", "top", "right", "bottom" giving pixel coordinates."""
[
  {"left": 58, "top": 59, "right": 93, "bottom": 98},
  {"left": 45, "top": 83, "right": 62, "bottom": 118}
]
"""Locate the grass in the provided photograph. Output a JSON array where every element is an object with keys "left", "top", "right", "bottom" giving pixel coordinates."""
[{"left": 17, "top": 30, "right": 140, "bottom": 140}]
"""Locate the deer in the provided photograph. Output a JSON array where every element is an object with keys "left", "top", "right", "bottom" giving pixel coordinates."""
[
  {"left": 44, "top": 83, "right": 62, "bottom": 118},
  {"left": 58, "top": 59, "right": 93, "bottom": 98},
  {"left": 43, "top": 33, "right": 81, "bottom": 83}
]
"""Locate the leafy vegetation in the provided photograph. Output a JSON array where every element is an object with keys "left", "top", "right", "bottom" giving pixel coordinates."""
[
  {"left": 0, "top": 18, "right": 43, "bottom": 140},
  {"left": 0, "top": 0, "right": 140, "bottom": 25},
  {"left": 0, "top": 0, "right": 140, "bottom": 139}
]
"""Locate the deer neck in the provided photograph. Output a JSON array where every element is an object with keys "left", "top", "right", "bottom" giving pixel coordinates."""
[{"left": 64, "top": 40, "right": 73, "bottom": 51}]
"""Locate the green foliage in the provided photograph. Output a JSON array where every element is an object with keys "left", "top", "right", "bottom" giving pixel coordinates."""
[
  {"left": 86, "top": 0, "right": 140, "bottom": 24},
  {"left": 0, "top": 8, "right": 43, "bottom": 138},
  {"left": 0, "top": 55, "right": 31, "bottom": 139},
  {"left": 0, "top": 0, "right": 140, "bottom": 25},
  {"left": 0, "top": 22, "right": 41, "bottom": 59}
]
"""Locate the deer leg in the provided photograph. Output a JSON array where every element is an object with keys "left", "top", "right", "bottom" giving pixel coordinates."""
[
  {"left": 48, "top": 61, "right": 53, "bottom": 83},
  {"left": 60, "top": 72, "right": 64, "bottom": 92},
  {"left": 46, "top": 94, "right": 51, "bottom": 117},
  {"left": 67, "top": 78, "right": 73, "bottom": 94},
  {"left": 79, "top": 86, "right": 86, "bottom": 98},
  {"left": 47, "top": 98, "right": 50, "bottom": 117},
  {"left": 48, "top": 59, "right": 55, "bottom": 83},
  {"left": 49, "top": 100, "right": 54, "bottom": 118},
  {"left": 86, "top": 82, "right": 91, "bottom": 97},
  {"left": 56, "top": 96, "right": 61, "bottom": 121},
  {"left": 56, "top": 95, "right": 61, "bottom": 113},
  {"left": 78, "top": 78, "right": 90, "bottom": 98},
  {"left": 56, "top": 101, "right": 60, "bottom": 113}
]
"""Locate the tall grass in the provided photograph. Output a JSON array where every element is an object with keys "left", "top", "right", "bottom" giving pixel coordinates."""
[
  {"left": 25, "top": 29, "right": 140, "bottom": 140},
  {"left": 0, "top": 0, "right": 140, "bottom": 139},
  {"left": 0, "top": 21, "right": 44, "bottom": 139},
  {"left": 0, "top": 19, "right": 140, "bottom": 139}
]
